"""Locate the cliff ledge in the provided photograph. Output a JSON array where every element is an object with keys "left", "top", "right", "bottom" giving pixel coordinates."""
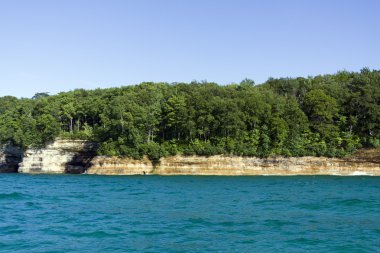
[{"left": 12, "top": 140, "right": 380, "bottom": 176}]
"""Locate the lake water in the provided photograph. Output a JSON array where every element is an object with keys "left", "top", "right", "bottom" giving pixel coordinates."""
[{"left": 0, "top": 174, "right": 379, "bottom": 252}]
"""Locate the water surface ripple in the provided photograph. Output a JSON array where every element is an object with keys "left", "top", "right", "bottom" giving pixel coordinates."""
[{"left": 0, "top": 174, "right": 379, "bottom": 252}]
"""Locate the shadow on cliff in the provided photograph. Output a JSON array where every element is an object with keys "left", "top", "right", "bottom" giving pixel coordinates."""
[
  {"left": 0, "top": 144, "right": 22, "bottom": 173},
  {"left": 150, "top": 159, "right": 161, "bottom": 173},
  {"left": 64, "top": 142, "right": 98, "bottom": 174}
]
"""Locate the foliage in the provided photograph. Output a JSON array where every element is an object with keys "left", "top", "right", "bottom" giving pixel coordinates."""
[{"left": 1, "top": 68, "right": 379, "bottom": 160}]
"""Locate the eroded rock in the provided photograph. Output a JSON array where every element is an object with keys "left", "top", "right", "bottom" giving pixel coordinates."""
[
  {"left": 0, "top": 144, "right": 22, "bottom": 173},
  {"left": 18, "top": 139, "right": 97, "bottom": 174}
]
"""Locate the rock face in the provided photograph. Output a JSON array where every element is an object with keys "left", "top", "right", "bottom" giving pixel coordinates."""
[
  {"left": 17, "top": 139, "right": 380, "bottom": 175},
  {"left": 18, "top": 139, "right": 97, "bottom": 174},
  {"left": 88, "top": 156, "right": 154, "bottom": 175},
  {"left": 0, "top": 144, "right": 22, "bottom": 173},
  {"left": 87, "top": 153, "right": 380, "bottom": 176}
]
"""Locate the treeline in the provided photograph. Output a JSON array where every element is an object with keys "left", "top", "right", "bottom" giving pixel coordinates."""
[{"left": 0, "top": 68, "right": 379, "bottom": 160}]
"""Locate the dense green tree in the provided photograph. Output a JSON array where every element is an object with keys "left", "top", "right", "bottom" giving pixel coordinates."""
[
  {"left": 32, "top": 92, "right": 50, "bottom": 100},
  {"left": 303, "top": 89, "right": 339, "bottom": 139},
  {"left": 0, "top": 68, "right": 378, "bottom": 159}
]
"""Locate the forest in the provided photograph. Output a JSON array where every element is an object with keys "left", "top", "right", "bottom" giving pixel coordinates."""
[{"left": 0, "top": 68, "right": 379, "bottom": 160}]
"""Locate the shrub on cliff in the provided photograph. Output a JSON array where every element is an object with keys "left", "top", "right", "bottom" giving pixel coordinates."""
[{"left": 139, "top": 142, "right": 167, "bottom": 161}]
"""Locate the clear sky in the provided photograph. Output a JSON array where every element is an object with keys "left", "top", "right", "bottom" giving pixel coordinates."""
[{"left": 1, "top": 0, "right": 379, "bottom": 98}]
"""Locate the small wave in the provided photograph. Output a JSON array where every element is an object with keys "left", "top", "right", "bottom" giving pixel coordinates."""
[
  {"left": 69, "top": 231, "right": 113, "bottom": 238},
  {"left": 264, "top": 219, "right": 298, "bottom": 227},
  {"left": 128, "top": 192, "right": 148, "bottom": 196},
  {"left": 0, "top": 192, "right": 27, "bottom": 200},
  {"left": 296, "top": 203, "right": 325, "bottom": 211},
  {"left": 112, "top": 188, "right": 129, "bottom": 192},
  {"left": 187, "top": 217, "right": 212, "bottom": 226},
  {"left": 0, "top": 225, "right": 24, "bottom": 235},
  {"left": 218, "top": 221, "right": 235, "bottom": 226},
  {"left": 287, "top": 237, "right": 323, "bottom": 246},
  {"left": 338, "top": 198, "right": 371, "bottom": 207},
  {"left": 25, "top": 201, "right": 42, "bottom": 208},
  {"left": 139, "top": 230, "right": 167, "bottom": 236}
]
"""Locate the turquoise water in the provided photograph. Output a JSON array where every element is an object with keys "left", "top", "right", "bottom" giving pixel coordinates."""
[{"left": 0, "top": 175, "right": 379, "bottom": 252}]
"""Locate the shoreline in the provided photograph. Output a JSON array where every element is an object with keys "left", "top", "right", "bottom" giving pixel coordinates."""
[
  {"left": 85, "top": 154, "right": 380, "bottom": 176},
  {"left": 2, "top": 140, "right": 379, "bottom": 176}
]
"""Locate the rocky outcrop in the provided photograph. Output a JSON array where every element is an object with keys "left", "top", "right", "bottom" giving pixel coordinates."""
[
  {"left": 17, "top": 139, "right": 379, "bottom": 176},
  {"left": 18, "top": 139, "right": 97, "bottom": 174},
  {"left": 87, "top": 153, "right": 380, "bottom": 176},
  {"left": 88, "top": 156, "right": 154, "bottom": 175},
  {"left": 0, "top": 144, "right": 22, "bottom": 173}
]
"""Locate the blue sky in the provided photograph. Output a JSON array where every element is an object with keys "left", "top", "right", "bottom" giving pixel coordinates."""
[{"left": 1, "top": 0, "right": 379, "bottom": 98}]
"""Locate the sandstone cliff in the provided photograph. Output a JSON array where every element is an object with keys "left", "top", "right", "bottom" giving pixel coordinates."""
[
  {"left": 18, "top": 139, "right": 97, "bottom": 174},
  {"left": 16, "top": 139, "right": 380, "bottom": 176},
  {"left": 87, "top": 153, "right": 380, "bottom": 176}
]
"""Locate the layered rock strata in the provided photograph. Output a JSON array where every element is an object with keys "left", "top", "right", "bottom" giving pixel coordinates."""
[
  {"left": 87, "top": 154, "right": 380, "bottom": 176},
  {"left": 18, "top": 139, "right": 97, "bottom": 174},
  {"left": 16, "top": 139, "right": 379, "bottom": 176}
]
